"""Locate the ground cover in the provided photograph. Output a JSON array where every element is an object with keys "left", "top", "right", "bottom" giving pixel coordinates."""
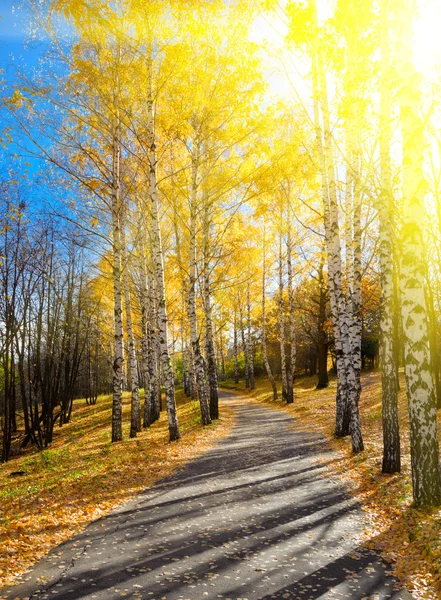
[
  {"left": 221, "top": 371, "right": 441, "bottom": 600},
  {"left": 0, "top": 391, "right": 235, "bottom": 588}
]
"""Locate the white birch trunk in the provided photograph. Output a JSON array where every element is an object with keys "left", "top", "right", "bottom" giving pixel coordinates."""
[
  {"left": 202, "top": 208, "right": 219, "bottom": 419},
  {"left": 233, "top": 310, "right": 239, "bottom": 384},
  {"left": 203, "top": 269, "right": 219, "bottom": 418},
  {"left": 316, "top": 250, "right": 329, "bottom": 389},
  {"left": 396, "top": 1, "right": 441, "bottom": 505},
  {"left": 111, "top": 124, "right": 124, "bottom": 444},
  {"left": 279, "top": 233, "right": 288, "bottom": 401},
  {"left": 310, "top": 15, "right": 349, "bottom": 437},
  {"left": 247, "top": 282, "right": 255, "bottom": 390},
  {"left": 344, "top": 18, "right": 364, "bottom": 453},
  {"left": 286, "top": 217, "right": 295, "bottom": 404},
  {"left": 379, "top": 0, "right": 401, "bottom": 473},
  {"left": 121, "top": 225, "right": 141, "bottom": 438},
  {"left": 149, "top": 273, "right": 161, "bottom": 423},
  {"left": 311, "top": 0, "right": 363, "bottom": 450},
  {"left": 262, "top": 228, "right": 278, "bottom": 400},
  {"left": 239, "top": 304, "right": 249, "bottom": 388},
  {"left": 146, "top": 62, "right": 180, "bottom": 441},
  {"left": 189, "top": 346, "right": 197, "bottom": 400},
  {"left": 218, "top": 331, "right": 226, "bottom": 381},
  {"left": 188, "top": 155, "right": 211, "bottom": 425},
  {"left": 140, "top": 256, "right": 153, "bottom": 428}
]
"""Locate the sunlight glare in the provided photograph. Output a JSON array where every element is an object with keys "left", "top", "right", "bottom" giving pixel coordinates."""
[{"left": 414, "top": 0, "right": 441, "bottom": 75}]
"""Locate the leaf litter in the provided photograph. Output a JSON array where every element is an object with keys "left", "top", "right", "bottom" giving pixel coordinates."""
[
  {"left": 234, "top": 371, "right": 441, "bottom": 600},
  {"left": 0, "top": 391, "right": 235, "bottom": 589}
]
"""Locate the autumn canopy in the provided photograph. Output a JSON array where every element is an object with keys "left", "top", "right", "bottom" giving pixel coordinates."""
[{"left": 2, "top": 0, "right": 441, "bottom": 572}]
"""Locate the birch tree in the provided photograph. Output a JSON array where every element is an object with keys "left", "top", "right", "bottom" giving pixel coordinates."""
[
  {"left": 288, "top": 0, "right": 364, "bottom": 451},
  {"left": 378, "top": 0, "right": 401, "bottom": 474},
  {"left": 395, "top": 0, "right": 441, "bottom": 506},
  {"left": 262, "top": 223, "right": 278, "bottom": 400}
]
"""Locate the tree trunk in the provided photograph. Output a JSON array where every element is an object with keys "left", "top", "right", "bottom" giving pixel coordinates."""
[
  {"left": 395, "top": 0, "right": 441, "bottom": 506},
  {"left": 286, "top": 218, "right": 295, "bottom": 404},
  {"left": 140, "top": 256, "right": 153, "bottom": 428},
  {"left": 233, "top": 311, "right": 239, "bottom": 384},
  {"left": 146, "top": 60, "right": 180, "bottom": 441},
  {"left": 425, "top": 271, "right": 441, "bottom": 408},
  {"left": 111, "top": 124, "right": 124, "bottom": 444},
  {"left": 392, "top": 258, "right": 402, "bottom": 391},
  {"left": 343, "top": 6, "right": 364, "bottom": 453},
  {"left": 121, "top": 225, "right": 141, "bottom": 438},
  {"left": 148, "top": 275, "right": 161, "bottom": 424},
  {"left": 316, "top": 251, "right": 329, "bottom": 389},
  {"left": 311, "top": 0, "right": 360, "bottom": 446},
  {"left": 202, "top": 209, "right": 219, "bottom": 419},
  {"left": 203, "top": 271, "right": 219, "bottom": 419},
  {"left": 278, "top": 233, "right": 288, "bottom": 401},
  {"left": 183, "top": 345, "right": 191, "bottom": 397},
  {"left": 262, "top": 227, "right": 278, "bottom": 400},
  {"left": 1, "top": 339, "right": 12, "bottom": 462},
  {"left": 189, "top": 346, "right": 197, "bottom": 400},
  {"left": 188, "top": 154, "right": 211, "bottom": 426},
  {"left": 218, "top": 332, "right": 226, "bottom": 381},
  {"left": 311, "top": 13, "right": 347, "bottom": 433},
  {"left": 379, "top": 0, "right": 401, "bottom": 473},
  {"left": 247, "top": 282, "right": 255, "bottom": 390},
  {"left": 239, "top": 303, "right": 249, "bottom": 388}
]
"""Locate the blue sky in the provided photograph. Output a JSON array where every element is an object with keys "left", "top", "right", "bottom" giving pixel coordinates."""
[
  {"left": 0, "top": 0, "right": 37, "bottom": 82},
  {"left": 0, "top": 0, "right": 26, "bottom": 41},
  {"left": 0, "top": 1, "right": 59, "bottom": 224},
  {"left": 0, "top": 3, "right": 91, "bottom": 230},
  {"left": 0, "top": 1, "right": 50, "bottom": 189}
]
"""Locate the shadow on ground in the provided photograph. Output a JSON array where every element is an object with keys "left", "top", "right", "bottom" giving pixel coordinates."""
[{"left": 1, "top": 392, "right": 413, "bottom": 600}]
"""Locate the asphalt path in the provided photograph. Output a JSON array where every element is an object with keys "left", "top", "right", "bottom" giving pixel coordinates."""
[{"left": 2, "top": 391, "right": 413, "bottom": 600}]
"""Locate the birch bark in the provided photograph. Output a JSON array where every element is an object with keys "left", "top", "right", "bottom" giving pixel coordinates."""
[
  {"left": 189, "top": 346, "right": 197, "bottom": 400},
  {"left": 203, "top": 269, "right": 219, "bottom": 418},
  {"left": 202, "top": 208, "right": 219, "bottom": 419},
  {"left": 316, "top": 252, "right": 329, "bottom": 389},
  {"left": 278, "top": 233, "right": 288, "bottom": 401},
  {"left": 379, "top": 0, "right": 401, "bottom": 473},
  {"left": 140, "top": 256, "right": 153, "bottom": 428},
  {"left": 247, "top": 282, "right": 255, "bottom": 390},
  {"left": 218, "top": 332, "right": 226, "bottom": 381},
  {"left": 310, "top": 0, "right": 362, "bottom": 450},
  {"left": 238, "top": 303, "right": 249, "bottom": 388},
  {"left": 344, "top": 16, "right": 364, "bottom": 453},
  {"left": 121, "top": 224, "right": 141, "bottom": 438},
  {"left": 262, "top": 228, "right": 278, "bottom": 400},
  {"left": 396, "top": 0, "right": 441, "bottom": 505},
  {"left": 111, "top": 123, "right": 124, "bottom": 444},
  {"left": 146, "top": 58, "right": 180, "bottom": 441},
  {"left": 310, "top": 16, "right": 348, "bottom": 436},
  {"left": 233, "top": 311, "right": 239, "bottom": 384},
  {"left": 149, "top": 274, "right": 161, "bottom": 424},
  {"left": 189, "top": 154, "right": 211, "bottom": 425},
  {"left": 425, "top": 271, "right": 441, "bottom": 407},
  {"left": 286, "top": 217, "right": 295, "bottom": 404}
]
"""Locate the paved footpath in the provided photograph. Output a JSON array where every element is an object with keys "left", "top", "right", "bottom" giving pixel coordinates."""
[{"left": 2, "top": 392, "right": 413, "bottom": 600}]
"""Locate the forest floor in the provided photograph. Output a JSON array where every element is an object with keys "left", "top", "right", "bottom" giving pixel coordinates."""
[
  {"left": 221, "top": 371, "right": 441, "bottom": 600},
  {"left": 0, "top": 389, "right": 235, "bottom": 589},
  {"left": 1, "top": 390, "right": 411, "bottom": 600}
]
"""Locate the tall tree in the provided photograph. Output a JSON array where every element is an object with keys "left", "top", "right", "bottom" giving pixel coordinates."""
[
  {"left": 395, "top": 0, "right": 441, "bottom": 506},
  {"left": 378, "top": 0, "right": 401, "bottom": 474}
]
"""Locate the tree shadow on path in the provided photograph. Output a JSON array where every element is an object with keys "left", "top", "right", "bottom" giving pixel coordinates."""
[{"left": 1, "top": 392, "right": 413, "bottom": 600}]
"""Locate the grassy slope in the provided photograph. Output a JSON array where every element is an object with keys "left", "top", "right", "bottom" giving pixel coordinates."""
[
  {"left": 0, "top": 391, "right": 235, "bottom": 588},
  {"left": 222, "top": 372, "right": 441, "bottom": 600}
]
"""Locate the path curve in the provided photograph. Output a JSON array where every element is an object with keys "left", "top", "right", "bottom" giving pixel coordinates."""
[{"left": 2, "top": 391, "right": 413, "bottom": 600}]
